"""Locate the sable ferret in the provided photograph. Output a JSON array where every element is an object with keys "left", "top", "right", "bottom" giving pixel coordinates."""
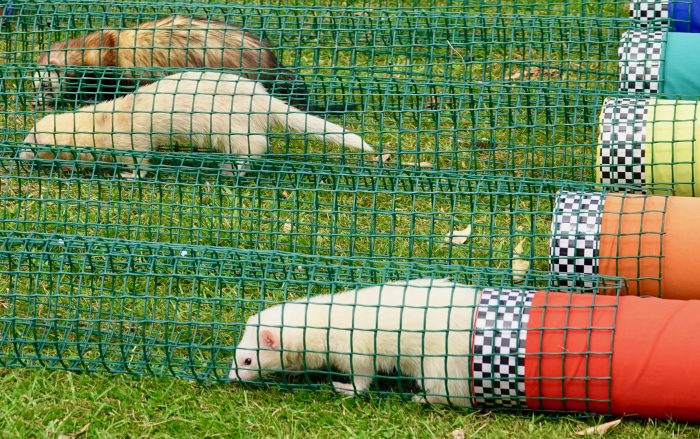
[
  {"left": 21, "top": 71, "right": 373, "bottom": 179},
  {"left": 33, "top": 15, "right": 337, "bottom": 112},
  {"left": 229, "top": 278, "right": 478, "bottom": 406}
]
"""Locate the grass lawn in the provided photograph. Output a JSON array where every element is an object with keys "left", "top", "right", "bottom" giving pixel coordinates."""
[
  {"left": 2, "top": 0, "right": 699, "bottom": 437},
  {"left": 2, "top": 369, "right": 698, "bottom": 438}
]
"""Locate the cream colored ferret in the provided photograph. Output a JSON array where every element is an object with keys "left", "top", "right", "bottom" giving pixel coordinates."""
[
  {"left": 229, "top": 278, "right": 479, "bottom": 406},
  {"left": 21, "top": 71, "right": 374, "bottom": 179}
]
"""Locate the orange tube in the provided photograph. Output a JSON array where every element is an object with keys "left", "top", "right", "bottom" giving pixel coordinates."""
[
  {"left": 599, "top": 194, "right": 700, "bottom": 299},
  {"left": 525, "top": 291, "right": 700, "bottom": 421}
]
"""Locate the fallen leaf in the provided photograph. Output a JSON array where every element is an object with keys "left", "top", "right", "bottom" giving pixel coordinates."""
[
  {"left": 527, "top": 67, "right": 542, "bottom": 79},
  {"left": 58, "top": 423, "right": 89, "bottom": 439},
  {"left": 371, "top": 153, "right": 392, "bottom": 165},
  {"left": 445, "top": 225, "right": 472, "bottom": 245},
  {"left": 404, "top": 161, "right": 433, "bottom": 169},
  {"left": 505, "top": 71, "right": 522, "bottom": 81},
  {"left": 283, "top": 220, "right": 292, "bottom": 234},
  {"left": 281, "top": 190, "right": 291, "bottom": 199},
  {"left": 575, "top": 419, "right": 622, "bottom": 436},
  {"left": 451, "top": 429, "right": 465, "bottom": 439},
  {"left": 512, "top": 238, "right": 530, "bottom": 283}
]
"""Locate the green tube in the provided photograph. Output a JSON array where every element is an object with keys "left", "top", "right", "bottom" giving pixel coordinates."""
[{"left": 662, "top": 32, "right": 700, "bottom": 97}]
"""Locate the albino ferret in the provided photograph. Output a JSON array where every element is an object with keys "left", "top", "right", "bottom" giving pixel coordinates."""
[
  {"left": 33, "top": 15, "right": 321, "bottom": 111},
  {"left": 21, "top": 71, "right": 373, "bottom": 179},
  {"left": 229, "top": 278, "right": 478, "bottom": 406}
]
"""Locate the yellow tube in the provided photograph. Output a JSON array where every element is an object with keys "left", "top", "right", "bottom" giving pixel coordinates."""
[{"left": 646, "top": 97, "right": 700, "bottom": 197}]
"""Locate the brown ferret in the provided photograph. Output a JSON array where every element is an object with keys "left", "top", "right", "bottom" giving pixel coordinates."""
[
  {"left": 21, "top": 71, "right": 374, "bottom": 179},
  {"left": 33, "top": 16, "right": 343, "bottom": 113}
]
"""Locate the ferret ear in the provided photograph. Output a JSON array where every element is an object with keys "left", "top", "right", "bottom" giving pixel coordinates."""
[{"left": 259, "top": 329, "right": 278, "bottom": 350}]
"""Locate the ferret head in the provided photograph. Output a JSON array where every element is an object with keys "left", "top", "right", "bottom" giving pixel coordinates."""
[
  {"left": 33, "top": 43, "right": 70, "bottom": 108},
  {"left": 228, "top": 309, "right": 303, "bottom": 382},
  {"left": 20, "top": 113, "right": 81, "bottom": 161},
  {"left": 33, "top": 33, "right": 118, "bottom": 108}
]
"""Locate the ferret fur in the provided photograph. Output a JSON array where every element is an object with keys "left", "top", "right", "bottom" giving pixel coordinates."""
[
  {"left": 33, "top": 16, "right": 315, "bottom": 111},
  {"left": 229, "top": 278, "right": 479, "bottom": 407},
  {"left": 21, "top": 71, "right": 373, "bottom": 179}
]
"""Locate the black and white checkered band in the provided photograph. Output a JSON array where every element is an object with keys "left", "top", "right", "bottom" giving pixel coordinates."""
[
  {"left": 630, "top": 0, "right": 669, "bottom": 24},
  {"left": 472, "top": 288, "right": 534, "bottom": 408},
  {"left": 619, "top": 29, "right": 664, "bottom": 94},
  {"left": 599, "top": 97, "right": 648, "bottom": 188},
  {"left": 549, "top": 192, "right": 605, "bottom": 288}
]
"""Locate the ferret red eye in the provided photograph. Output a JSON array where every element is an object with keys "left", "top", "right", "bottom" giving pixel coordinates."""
[{"left": 243, "top": 358, "right": 252, "bottom": 366}]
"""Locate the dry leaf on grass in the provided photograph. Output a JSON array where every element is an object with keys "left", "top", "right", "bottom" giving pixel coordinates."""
[
  {"left": 404, "top": 161, "right": 434, "bottom": 169},
  {"left": 371, "top": 153, "right": 392, "bottom": 166},
  {"left": 512, "top": 238, "right": 530, "bottom": 283},
  {"left": 445, "top": 225, "right": 472, "bottom": 245},
  {"left": 280, "top": 190, "right": 291, "bottom": 199},
  {"left": 575, "top": 419, "right": 622, "bottom": 436},
  {"left": 58, "top": 423, "right": 89, "bottom": 439},
  {"left": 451, "top": 428, "right": 465, "bottom": 439},
  {"left": 506, "top": 71, "right": 522, "bottom": 81},
  {"left": 283, "top": 220, "right": 292, "bottom": 234}
]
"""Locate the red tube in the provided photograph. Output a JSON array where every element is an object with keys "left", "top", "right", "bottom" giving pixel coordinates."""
[{"left": 525, "top": 291, "right": 700, "bottom": 421}]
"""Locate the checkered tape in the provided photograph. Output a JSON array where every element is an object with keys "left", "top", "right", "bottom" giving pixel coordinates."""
[
  {"left": 630, "top": 0, "right": 669, "bottom": 24},
  {"left": 472, "top": 288, "right": 534, "bottom": 408},
  {"left": 619, "top": 29, "right": 665, "bottom": 94},
  {"left": 599, "top": 97, "right": 648, "bottom": 188},
  {"left": 549, "top": 192, "right": 605, "bottom": 289}
]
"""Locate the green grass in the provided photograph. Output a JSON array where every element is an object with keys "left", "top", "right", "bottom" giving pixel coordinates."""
[
  {"left": 2, "top": 369, "right": 699, "bottom": 438},
  {"left": 1, "top": 0, "right": 699, "bottom": 437}
]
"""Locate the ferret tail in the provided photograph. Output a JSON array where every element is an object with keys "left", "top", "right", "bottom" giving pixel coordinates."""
[{"left": 268, "top": 95, "right": 374, "bottom": 153}]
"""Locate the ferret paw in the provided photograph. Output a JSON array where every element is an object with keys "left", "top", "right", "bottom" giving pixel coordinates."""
[
  {"left": 120, "top": 169, "right": 148, "bottom": 180},
  {"left": 61, "top": 164, "right": 76, "bottom": 174},
  {"left": 332, "top": 382, "right": 361, "bottom": 396},
  {"left": 411, "top": 394, "right": 430, "bottom": 404},
  {"left": 220, "top": 163, "right": 235, "bottom": 177},
  {"left": 220, "top": 163, "right": 247, "bottom": 178}
]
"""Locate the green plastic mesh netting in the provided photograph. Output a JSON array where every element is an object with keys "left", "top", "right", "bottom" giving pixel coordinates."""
[{"left": 0, "top": 0, "right": 676, "bottom": 410}]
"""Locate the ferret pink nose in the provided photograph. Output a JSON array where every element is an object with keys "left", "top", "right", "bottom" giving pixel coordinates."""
[{"left": 228, "top": 369, "right": 239, "bottom": 381}]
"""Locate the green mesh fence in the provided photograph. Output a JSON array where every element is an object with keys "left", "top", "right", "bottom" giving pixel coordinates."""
[
  {"left": 0, "top": 0, "right": 690, "bottom": 414},
  {"left": 1, "top": 3, "right": 638, "bottom": 185}
]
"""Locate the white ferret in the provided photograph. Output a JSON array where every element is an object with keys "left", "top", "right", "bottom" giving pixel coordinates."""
[
  {"left": 229, "top": 278, "right": 479, "bottom": 407},
  {"left": 33, "top": 16, "right": 321, "bottom": 111},
  {"left": 21, "top": 71, "right": 373, "bottom": 179}
]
